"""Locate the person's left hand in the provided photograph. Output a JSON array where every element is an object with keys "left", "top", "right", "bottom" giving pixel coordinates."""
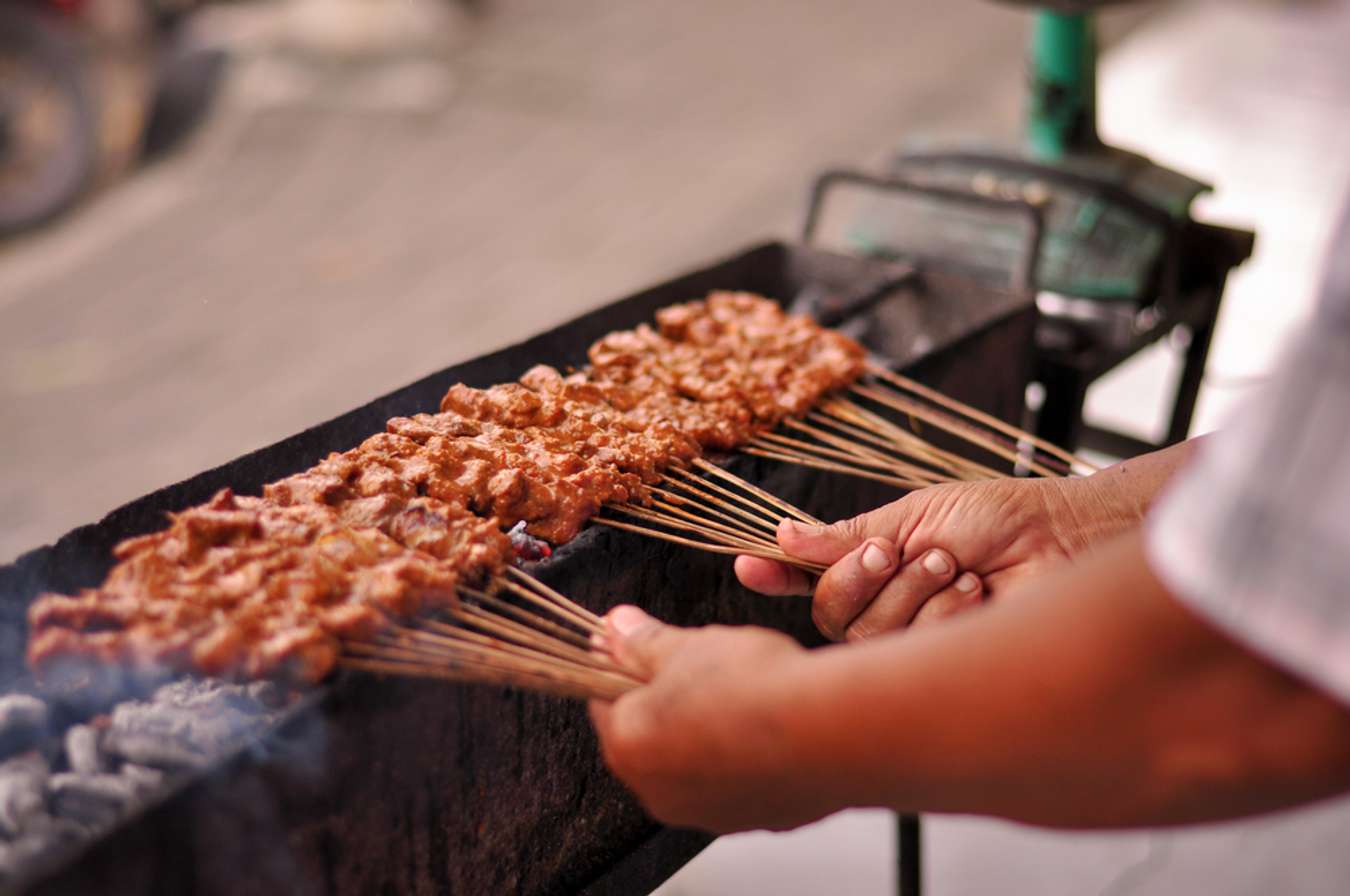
[{"left": 589, "top": 605, "right": 834, "bottom": 833}]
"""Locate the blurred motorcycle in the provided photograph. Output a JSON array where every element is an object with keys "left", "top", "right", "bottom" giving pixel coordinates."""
[{"left": 0, "top": 0, "right": 100, "bottom": 236}]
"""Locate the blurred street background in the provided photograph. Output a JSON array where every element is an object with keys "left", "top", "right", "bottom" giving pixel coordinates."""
[
  {"left": 2, "top": 0, "right": 1045, "bottom": 562},
  {"left": 4, "top": 0, "right": 1350, "bottom": 892}
]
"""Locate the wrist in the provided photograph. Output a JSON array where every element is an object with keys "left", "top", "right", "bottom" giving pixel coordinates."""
[
  {"left": 759, "top": 647, "right": 859, "bottom": 814},
  {"left": 1037, "top": 475, "right": 1144, "bottom": 557}
]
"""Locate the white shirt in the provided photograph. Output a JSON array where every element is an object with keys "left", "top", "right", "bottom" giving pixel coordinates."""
[{"left": 1147, "top": 207, "right": 1350, "bottom": 705}]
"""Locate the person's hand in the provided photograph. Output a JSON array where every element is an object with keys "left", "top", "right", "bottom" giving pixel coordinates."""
[
  {"left": 589, "top": 605, "right": 835, "bottom": 834},
  {"left": 737, "top": 476, "right": 1136, "bottom": 641}
]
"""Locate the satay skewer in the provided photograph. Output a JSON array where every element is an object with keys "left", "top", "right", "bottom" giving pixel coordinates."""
[
  {"left": 742, "top": 445, "right": 929, "bottom": 490},
  {"left": 691, "top": 459, "right": 825, "bottom": 526},
  {"left": 649, "top": 484, "right": 781, "bottom": 540},
  {"left": 339, "top": 656, "right": 632, "bottom": 702},
  {"left": 864, "top": 363, "right": 1098, "bottom": 474},
  {"left": 631, "top": 499, "right": 779, "bottom": 547},
  {"left": 592, "top": 516, "right": 827, "bottom": 573}
]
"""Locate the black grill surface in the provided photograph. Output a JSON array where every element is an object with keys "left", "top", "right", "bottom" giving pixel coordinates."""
[{"left": 0, "top": 242, "right": 1035, "bottom": 895}]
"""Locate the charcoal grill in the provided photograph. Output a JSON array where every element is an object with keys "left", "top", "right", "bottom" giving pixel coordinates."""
[{"left": 0, "top": 241, "right": 1037, "bottom": 895}]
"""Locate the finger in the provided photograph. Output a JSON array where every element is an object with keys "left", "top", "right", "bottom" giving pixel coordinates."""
[
  {"left": 776, "top": 501, "right": 913, "bottom": 566},
  {"left": 810, "top": 537, "right": 899, "bottom": 641},
  {"left": 588, "top": 698, "right": 631, "bottom": 776},
  {"left": 843, "top": 548, "right": 960, "bottom": 641},
  {"left": 909, "top": 573, "right": 984, "bottom": 629},
  {"left": 734, "top": 554, "right": 813, "bottom": 596},
  {"left": 588, "top": 700, "right": 614, "bottom": 735},
  {"left": 605, "top": 605, "right": 691, "bottom": 679}
]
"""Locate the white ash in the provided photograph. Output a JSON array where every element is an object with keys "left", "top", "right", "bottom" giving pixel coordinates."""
[
  {"left": 47, "top": 773, "right": 142, "bottom": 828},
  {"left": 64, "top": 725, "right": 104, "bottom": 776},
  {"left": 117, "top": 763, "right": 164, "bottom": 790},
  {"left": 0, "top": 754, "right": 49, "bottom": 838},
  {"left": 0, "top": 678, "right": 284, "bottom": 882},
  {"left": 102, "top": 678, "right": 280, "bottom": 769}
]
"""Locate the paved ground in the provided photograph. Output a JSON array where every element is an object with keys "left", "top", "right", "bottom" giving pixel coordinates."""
[
  {"left": 6, "top": 0, "right": 1350, "bottom": 893},
  {"left": 0, "top": 0, "right": 1032, "bottom": 562}
]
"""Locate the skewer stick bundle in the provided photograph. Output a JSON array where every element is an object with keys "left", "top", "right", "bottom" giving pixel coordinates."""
[
  {"left": 339, "top": 568, "right": 637, "bottom": 702},
  {"left": 26, "top": 290, "right": 1094, "bottom": 707},
  {"left": 729, "top": 363, "right": 1099, "bottom": 489},
  {"left": 595, "top": 461, "right": 828, "bottom": 574}
]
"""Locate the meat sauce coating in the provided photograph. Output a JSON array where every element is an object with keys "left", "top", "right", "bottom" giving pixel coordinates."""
[
  {"left": 28, "top": 292, "right": 865, "bottom": 683},
  {"left": 28, "top": 491, "right": 504, "bottom": 683}
]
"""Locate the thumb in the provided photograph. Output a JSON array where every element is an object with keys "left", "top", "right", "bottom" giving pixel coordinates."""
[
  {"left": 605, "top": 605, "right": 690, "bottom": 680},
  {"left": 777, "top": 500, "right": 913, "bottom": 565}
]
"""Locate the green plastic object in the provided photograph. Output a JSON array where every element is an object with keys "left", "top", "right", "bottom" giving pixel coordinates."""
[{"left": 1027, "top": 11, "right": 1100, "bottom": 160}]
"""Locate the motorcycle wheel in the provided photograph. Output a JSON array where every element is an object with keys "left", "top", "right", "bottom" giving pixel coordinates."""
[{"left": 0, "top": 6, "right": 99, "bottom": 237}]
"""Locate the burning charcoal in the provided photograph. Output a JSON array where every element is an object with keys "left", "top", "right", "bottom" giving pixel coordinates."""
[
  {"left": 0, "top": 695, "right": 49, "bottom": 758},
  {"left": 64, "top": 725, "right": 104, "bottom": 776},
  {"left": 508, "top": 520, "right": 552, "bottom": 561},
  {"left": 0, "top": 754, "right": 49, "bottom": 838},
  {"left": 102, "top": 678, "right": 275, "bottom": 769},
  {"left": 118, "top": 763, "right": 165, "bottom": 792},
  {"left": 101, "top": 727, "right": 210, "bottom": 771},
  {"left": 47, "top": 772, "right": 137, "bottom": 827}
]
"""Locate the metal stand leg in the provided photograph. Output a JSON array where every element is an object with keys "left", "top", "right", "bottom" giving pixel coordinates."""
[
  {"left": 898, "top": 813, "right": 921, "bottom": 896},
  {"left": 1033, "top": 362, "right": 1088, "bottom": 451},
  {"left": 1164, "top": 290, "right": 1219, "bottom": 445}
]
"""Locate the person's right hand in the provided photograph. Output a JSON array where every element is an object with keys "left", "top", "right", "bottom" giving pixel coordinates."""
[{"left": 736, "top": 475, "right": 1139, "bottom": 642}]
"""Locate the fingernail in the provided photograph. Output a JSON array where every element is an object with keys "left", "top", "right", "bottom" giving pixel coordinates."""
[
  {"left": 608, "top": 605, "right": 653, "bottom": 638},
  {"left": 861, "top": 543, "right": 891, "bottom": 573},
  {"left": 921, "top": 551, "right": 951, "bottom": 576},
  {"left": 956, "top": 574, "right": 979, "bottom": 593}
]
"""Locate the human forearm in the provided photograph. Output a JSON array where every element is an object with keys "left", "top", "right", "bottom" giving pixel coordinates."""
[
  {"left": 774, "top": 530, "right": 1350, "bottom": 827},
  {"left": 1043, "top": 437, "right": 1206, "bottom": 555}
]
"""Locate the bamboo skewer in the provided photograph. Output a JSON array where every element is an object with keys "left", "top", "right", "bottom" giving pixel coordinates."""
[
  {"left": 341, "top": 568, "right": 639, "bottom": 702},
  {"left": 802, "top": 412, "right": 959, "bottom": 482},
  {"left": 849, "top": 384, "right": 1063, "bottom": 478},
  {"left": 615, "top": 502, "right": 778, "bottom": 552},
  {"left": 395, "top": 602, "right": 612, "bottom": 676},
  {"left": 649, "top": 490, "right": 780, "bottom": 540},
  {"left": 692, "top": 458, "right": 825, "bottom": 526},
  {"left": 339, "top": 657, "right": 630, "bottom": 702},
  {"left": 753, "top": 431, "right": 910, "bottom": 476},
  {"left": 590, "top": 457, "right": 839, "bottom": 570},
  {"left": 741, "top": 446, "right": 926, "bottom": 490},
  {"left": 350, "top": 632, "right": 627, "bottom": 696},
  {"left": 804, "top": 408, "right": 967, "bottom": 480},
  {"left": 443, "top": 605, "right": 616, "bottom": 673},
  {"left": 780, "top": 419, "right": 953, "bottom": 485},
  {"left": 371, "top": 626, "right": 619, "bottom": 688},
  {"left": 645, "top": 500, "right": 780, "bottom": 549},
  {"left": 650, "top": 483, "right": 780, "bottom": 539},
  {"left": 826, "top": 398, "right": 1008, "bottom": 481},
  {"left": 664, "top": 470, "right": 786, "bottom": 529},
  {"left": 502, "top": 567, "right": 606, "bottom": 635},
  {"left": 593, "top": 515, "right": 827, "bottom": 573},
  {"left": 819, "top": 399, "right": 986, "bottom": 479},
  {"left": 457, "top": 587, "right": 595, "bottom": 651},
  {"left": 507, "top": 566, "right": 605, "bottom": 622},
  {"left": 752, "top": 428, "right": 946, "bottom": 486},
  {"left": 864, "top": 363, "right": 1097, "bottom": 474}
]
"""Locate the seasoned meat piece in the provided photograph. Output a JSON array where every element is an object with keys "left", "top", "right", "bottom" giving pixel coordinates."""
[
  {"left": 593, "top": 292, "right": 864, "bottom": 443},
  {"left": 28, "top": 490, "right": 469, "bottom": 683},
  {"left": 28, "top": 289, "right": 866, "bottom": 689}
]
